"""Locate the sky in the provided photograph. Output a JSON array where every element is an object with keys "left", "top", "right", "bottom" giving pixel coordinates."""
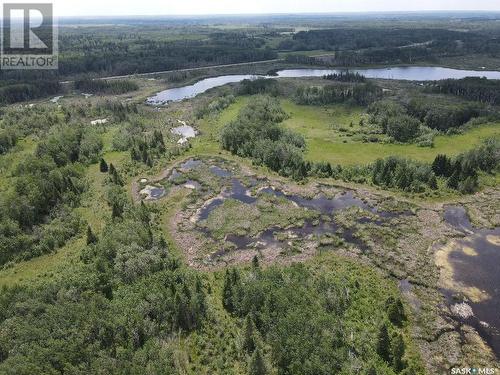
[{"left": 53, "top": 0, "right": 500, "bottom": 17}]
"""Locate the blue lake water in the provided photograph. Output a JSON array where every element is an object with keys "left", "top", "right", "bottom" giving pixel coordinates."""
[{"left": 147, "top": 66, "right": 500, "bottom": 104}]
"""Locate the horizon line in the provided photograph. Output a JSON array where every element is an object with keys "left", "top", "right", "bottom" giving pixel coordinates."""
[{"left": 55, "top": 10, "right": 500, "bottom": 18}]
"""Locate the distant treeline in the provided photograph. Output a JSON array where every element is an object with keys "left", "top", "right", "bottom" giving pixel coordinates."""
[
  {"left": 295, "top": 81, "right": 382, "bottom": 106},
  {"left": 57, "top": 32, "right": 277, "bottom": 77},
  {"left": 0, "top": 31, "right": 278, "bottom": 104},
  {"left": 279, "top": 28, "right": 500, "bottom": 66},
  {"left": 0, "top": 80, "right": 61, "bottom": 104},
  {"left": 280, "top": 28, "right": 455, "bottom": 52},
  {"left": 324, "top": 71, "right": 366, "bottom": 83},
  {"left": 74, "top": 79, "right": 139, "bottom": 95},
  {"left": 428, "top": 77, "right": 500, "bottom": 105},
  {"left": 283, "top": 54, "right": 318, "bottom": 65}
]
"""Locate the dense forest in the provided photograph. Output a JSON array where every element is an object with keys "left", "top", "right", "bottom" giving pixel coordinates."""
[
  {"left": 0, "top": 202, "right": 209, "bottom": 374},
  {"left": 0, "top": 30, "right": 276, "bottom": 82},
  {"left": 0, "top": 221, "right": 421, "bottom": 374},
  {"left": 0, "top": 29, "right": 277, "bottom": 103},
  {"left": 279, "top": 28, "right": 461, "bottom": 52},
  {"left": 279, "top": 28, "right": 500, "bottom": 65},
  {"left": 427, "top": 77, "right": 500, "bottom": 105},
  {"left": 0, "top": 80, "right": 61, "bottom": 105},
  {"left": 2, "top": 20, "right": 500, "bottom": 104}
]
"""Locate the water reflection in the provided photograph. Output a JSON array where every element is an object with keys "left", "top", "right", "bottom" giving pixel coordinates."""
[
  {"left": 442, "top": 228, "right": 500, "bottom": 357},
  {"left": 441, "top": 206, "right": 500, "bottom": 357},
  {"left": 147, "top": 67, "right": 500, "bottom": 104}
]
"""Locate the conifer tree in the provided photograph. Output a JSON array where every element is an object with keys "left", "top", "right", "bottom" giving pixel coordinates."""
[
  {"left": 131, "top": 147, "right": 140, "bottom": 162},
  {"left": 99, "top": 158, "right": 108, "bottom": 173},
  {"left": 86, "top": 225, "right": 98, "bottom": 245},
  {"left": 248, "top": 347, "right": 267, "bottom": 375},
  {"left": 447, "top": 169, "right": 460, "bottom": 190},
  {"left": 386, "top": 297, "right": 406, "bottom": 327},
  {"left": 243, "top": 315, "right": 257, "bottom": 353},
  {"left": 141, "top": 148, "right": 148, "bottom": 164},
  {"left": 252, "top": 255, "right": 260, "bottom": 269},
  {"left": 139, "top": 201, "right": 150, "bottom": 224},
  {"left": 111, "top": 202, "right": 123, "bottom": 219},
  {"left": 376, "top": 323, "right": 391, "bottom": 363},
  {"left": 222, "top": 269, "right": 234, "bottom": 313},
  {"left": 109, "top": 163, "right": 123, "bottom": 186},
  {"left": 391, "top": 333, "right": 406, "bottom": 372}
]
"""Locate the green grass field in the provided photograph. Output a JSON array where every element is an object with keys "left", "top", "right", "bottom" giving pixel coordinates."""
[
  {"left": 282, "top": 101, "right": 500, "bottom": 165},
  {"left": 195, "top": 96, "right": 499, "bottom": 166}
]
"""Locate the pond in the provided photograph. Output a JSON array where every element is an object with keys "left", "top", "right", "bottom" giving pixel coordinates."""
[
  {"left": 443, "top": 205, "right": 474, "bottom": 234},
  {"left": 139, "top": 185, "right": 166, "bottom": 201},
  {"left": 441, "top": 206, "right": 500, "bottom": 357},
  {"left": 146, "top": 66, "right": 500, "bottom": 104},
  {"left": 195, "top": 173, "right": 406, "bottom": 254},
  {"left": 171, "top": 120, "right": 198, "bottom": 145}
]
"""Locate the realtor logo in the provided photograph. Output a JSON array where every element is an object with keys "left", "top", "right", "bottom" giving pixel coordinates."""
[{"left": 1, "top": 2, "right": 58, "bottom": 69}]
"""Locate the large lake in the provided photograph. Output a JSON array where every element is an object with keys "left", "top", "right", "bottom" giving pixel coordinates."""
[{"left": 147, "top": 66, "right": 500, "bottom": 104}]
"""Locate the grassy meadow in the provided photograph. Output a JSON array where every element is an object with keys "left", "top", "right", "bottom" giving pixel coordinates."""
[{"left": 204, "top": 96, "right": 499, "bottom": 166}]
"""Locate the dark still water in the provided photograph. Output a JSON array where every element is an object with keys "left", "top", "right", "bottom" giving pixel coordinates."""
[
  {"left": 446, "top": 229, "right": 500, "bottom": 357},
  {"left": 147, "top": 66, "right": 500, "bottom": 104},
  {"left": 443, "top": 206, "right": 500, "bottom": 357}
]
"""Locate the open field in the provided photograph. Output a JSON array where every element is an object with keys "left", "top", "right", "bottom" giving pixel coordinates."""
[
  {"left": 203, "top": 96, "right": 500, "bottom": 166},
  {"left": 282, "top": 101, "right": 500, "bottom": 165}
]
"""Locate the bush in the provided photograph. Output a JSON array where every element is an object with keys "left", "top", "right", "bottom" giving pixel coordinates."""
[
  {"left": 386, "top": 115, "right": 421, "bottom": 143},
  {"left": 196, "top": 94, "right": 236, "bottom": 118}
]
